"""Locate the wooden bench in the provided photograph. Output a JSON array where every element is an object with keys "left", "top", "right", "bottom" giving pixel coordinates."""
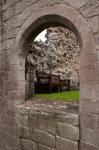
[
  {"left": 36, "top": 71, "right": 60, "bottom": 93},
  {"left": 60, "top": 79, "right": 70, "bottom": 92}
]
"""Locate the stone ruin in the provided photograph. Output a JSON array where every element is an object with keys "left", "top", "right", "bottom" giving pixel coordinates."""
[
  {"left": 26, "top": 27, "right": 80, "bottom": 90},
  {"left": 0, "top": 0, "right": 99, "bottom": 150},
  {"left": 16, "top": 100, "right": 79, "bottom": 150}
]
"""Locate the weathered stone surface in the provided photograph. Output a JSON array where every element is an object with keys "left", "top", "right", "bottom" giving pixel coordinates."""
[
  {"left": 88, "top": 16, "right": 99, "bottom": 33},
  {"left": 89, "top": 0, "right": 99, "bottom": 5},
  {"left": 16, "top": 112, "right": 23, "bottom": 126},
  {"left": 28, "top": 117, "right": 56, "bottom": 135},
  {"left": 80, "top": 99, "right": 99, "bottom": 114},
  {"left": 36, "top": 144, "right": 52, "bottom": 150},
  {"left": 21, "top": 101, "right": 79, "bottom": 125},
  {"left": 60, "top": 114, "right": 79, "bottom": 126},
  {"left": 80, "top": 113, "right": 96, "bottom": 129},
  {"left": 57, "top": 122, "right": 79, "bottom": 141},
  {"left": 20, "top": 139, "right": 35, "bottom": 150},
  {"left": 0, "top": 0, "right": 99, "bottom": 150},
  {"left": 79, "top": 3, "right": 99, "bottom": 17},
  {"left": 80, "top": 83, "right": 93, "bottom": 99},
  {"left": 17, "top": 125, "right": 31, "bottom": 139},
  {"left": 80, "top": 127, "right": 99, "bottom": 146},
  {"left": 32, "top": 129, "right": 55, "bottom": 147},
  {"left": 80, "top": 141, "right": 98, "bottom": 150},
  {"left": 17, "top": 101, "right": 79, "bottom": 150},
  {"left": 56, "top": 136, "right": 78, "bottom": 150},
  {"left": 66, "top": 0, "right": 89, "bottom": 9}
]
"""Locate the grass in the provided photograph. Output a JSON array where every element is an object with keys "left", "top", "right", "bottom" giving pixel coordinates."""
[{"left": 33, "top": 91, "right": 80, "bottom": 101}]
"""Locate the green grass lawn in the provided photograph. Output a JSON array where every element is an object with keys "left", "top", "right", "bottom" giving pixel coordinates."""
[{"left": 33, "top": 91, "right": 79, "bottom": 101}]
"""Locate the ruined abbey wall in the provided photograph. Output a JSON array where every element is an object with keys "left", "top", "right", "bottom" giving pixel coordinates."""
[
  {"left": 26, "top": 27, "right": 80, "bottom": 89},
  {"left": 16, "top": 101, "right": 79, "bottom": 150},
  {"left": 0, "top": 0, "right": 99, "bottom": 150}
]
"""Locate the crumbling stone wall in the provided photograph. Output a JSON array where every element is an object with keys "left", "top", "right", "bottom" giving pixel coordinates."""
[
  {"left": 16, "top": 100, "right": 79, "bottom": 150},
  {"left": 26, "top": 27, "right": 80, "bottom": 89},
  {"left": 47, "top": 27, "right": 80, "bottom": 85}
]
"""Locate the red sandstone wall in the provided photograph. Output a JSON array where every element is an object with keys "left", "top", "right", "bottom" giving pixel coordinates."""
[{"left": 0, "top": 0, "right": 99, "bottom": 150}]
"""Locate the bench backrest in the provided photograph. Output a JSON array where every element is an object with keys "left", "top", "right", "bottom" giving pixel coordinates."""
[{"left": 36, "top": 70, "right": 60, "bottom": 84}]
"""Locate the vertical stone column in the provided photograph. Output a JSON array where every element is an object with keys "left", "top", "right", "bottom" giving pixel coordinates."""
[
  {"left": 0, "top": 0, "right": 25, "bottom": 149},
  {"left": 0, "top": 1, "right": 9, "bottom": 149},
  {"left": 78, "top": 2, "right": 99, "bottom": 149}
]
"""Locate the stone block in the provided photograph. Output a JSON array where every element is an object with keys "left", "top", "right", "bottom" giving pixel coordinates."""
[
  {"left": 79, "top": 3, "right": 99, "bottom": 17},
  {"left": 22, "top": 115, "right": 28, "bottom": 127},
  {"left": 56, "top": 136, "right": 78, "bottom": 150},
  {"left": 6, "top": 18, "right": 14, "bottom": 31},
  {"left": 80, "top": 98, "right": 99, "bottom": 114},
  {"left": 6, "top": 0, "right": 17, "bottom": 8},
  {"left": 20, "top": 139, "right": 35, "bottom": 150},
  {"left": 8, "top": 70, "right": 25, "bottom": 81},
  {"left": 67, "top": 0, "right": 89, "bottom": 9},
  {"left": 2, "top": 40, "right": 7, "bottom": 50},
  {"left": 7, "top": 38, "right": 15, "bottom": 49},
  {"left": 36, "top": 144, "right": 52, "bottom": 150},
  {"left": 37, "top": 0, "right": 57, "bottom": 9},
  {"left": 57, "top": 122, "right": 79, "bottom": 141},
  {"left": 21, "top": 106, "right": 30, "bottom": 116},
  {"left": 89, "top": 0, "right": 98, "bottom": 5},
  {"left": 59, "top": 114, "right": 79, "bottom": 126},
  {"left": 2, "top": 10, "right": 8, "bottom": 22},
  {"left": 16, "top": 112, "right": 23, "bottom": 126},
  {"left": 80, "top": 53, "right": 95, "bottom": 69},
  {"left": 1, "top": 115, "right": 16, "bottom": 127},
  {"left": 80, "top": 113, "right": 97, "bottom": 129},
  {"left": 91, "top": 84, "right": 99, "bottom": 99},
  {"left": 0, "top": 129, "right": 18, "bottom": 149},
  {"left": 88, "top": 16, "right": 98, "bottom": 33},
  {"left": 29, "top": 106, "right": 79, "bottom": 126},
  {"left": 14, "top": 1, "right": 23, "bottom": 16},
  {"left": 6, "top": 7, "right": 15, "bottom": 20},
  {"left": 38, "top": 0, "right": 89, "bottom": 9},
  {"left": 80, "top": 83, "right": 94, "bottom": 100},
  {"left": 17, "top": 125, "right": 31, "bottom": 139},
  {"left": 80, "top": 141, "right": 98, "bottom": 150},
  {"left": 28, "top": 117, "right": 56, "bottom": 135},
  {"left": 32, "top": 129, "right": 55, "bottom": 147},
  {"left": 7, "top": 28, "right": 16, "bottom": 39},
  {"left": 14, "top": 16, "right": 23, "bottom": 28},
  {"left": 80, "top": 127, "right": 99, "bottom": 146}
]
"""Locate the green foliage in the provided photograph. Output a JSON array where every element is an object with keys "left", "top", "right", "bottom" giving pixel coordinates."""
[{"left": 33, "top": 91, "right": 79, "bottom": 101}]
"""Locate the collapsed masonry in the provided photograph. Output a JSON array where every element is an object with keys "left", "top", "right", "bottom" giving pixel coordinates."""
[{"left": 26, "top": 27, "right": 80, "bottom": 89}]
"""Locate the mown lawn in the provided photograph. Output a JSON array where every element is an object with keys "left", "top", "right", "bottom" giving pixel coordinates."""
[{"left": 33, "top": 91, "right": 79, "bottom": 101}]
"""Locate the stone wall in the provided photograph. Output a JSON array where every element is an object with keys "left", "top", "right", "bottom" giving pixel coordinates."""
[
  {"left": 16, "top": 100, "right": 79, "bottom": 150},
  {"left": 0, "top": 1, "right": 18, "bottom": 150},
  {"left": 0, "top": 1, "right": 25, "bottom": 150},
  {"left": 0, "top": 0, "right": 99, "bottom": 150},
  {"left": 26, "top": 27, "right": 80, "bottom": 89},
  {"left": 46, "top": 27, "right": 80, "bottom": 86}
]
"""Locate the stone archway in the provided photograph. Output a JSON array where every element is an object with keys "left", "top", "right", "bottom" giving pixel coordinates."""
[
  {"left": 16, "top": 4, "right": 95, "bottom": 99},
  {"left": 14, "top": 4, "right": 96, "bottom": 150},
  {"left": 0, "top": 1, "right": 98, "bottom": 150}
]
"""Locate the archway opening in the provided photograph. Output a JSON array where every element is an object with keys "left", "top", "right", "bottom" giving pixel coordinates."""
[
  {"left": 16, "top": 5, "right": 96, "bottom": 149},
  {"left": 21, "top": 15, "right": 81, "bottom": 101}
]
